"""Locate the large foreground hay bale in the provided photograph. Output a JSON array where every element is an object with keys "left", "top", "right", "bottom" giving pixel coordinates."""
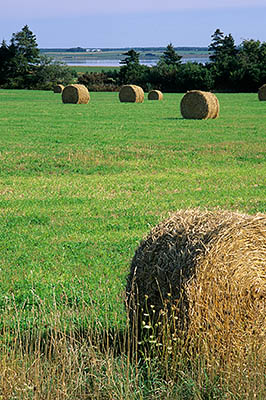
[
  {"left": 53, "top": 84, "right": 64, "bottom": 94},
  {"left": 119, "top": 85, "right": 144, "bottom": 103},
  {"left": 148, "top": 90, "right": 163, "bottom": 101},
  {"left": 180, "top": 90, "right": 219, "bottom": 119},
  {"left": 126, "top": 209, "right": 266, "bottom": 359},
  {"left": 62, "top": 84, "right": 90, "bottom": 104},
  {"left": 258, "top": 84, "right": 266, "bottom": 101}
]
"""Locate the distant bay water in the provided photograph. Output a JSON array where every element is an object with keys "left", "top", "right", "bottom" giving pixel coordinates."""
[{"left": 65, "top": 56, "right": 209, "bottom": 67}]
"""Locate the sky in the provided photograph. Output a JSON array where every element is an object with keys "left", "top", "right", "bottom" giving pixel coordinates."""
[{"left": 1, "top": 1, "right": 266, "bottom": 48}]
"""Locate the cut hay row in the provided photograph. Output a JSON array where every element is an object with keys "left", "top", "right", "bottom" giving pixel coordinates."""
[
  {"left": 180, "top": 90, "right": 219, "bottom": 119},
  {"left": 126, "top": 208, "right": 266, "bottom": 360},
  {"left": 148, "top": 90, "right": 163, "bottom": 101},
  {"left": 62, "top": 84, "right": 90, "bottom": 104}
]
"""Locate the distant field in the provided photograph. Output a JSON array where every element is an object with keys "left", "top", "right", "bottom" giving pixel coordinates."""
[
  {"left": 0, "top": 89, "right": 265, "bottom": 398},
  {"left": 69, "top": 65, "right": 120, "bottom": 74},
  {"left": 43, "top": 49, "right": 154, "bottom": 64},
  {"left": 42, "top": 48, "right": 210, "bottom": 66}
]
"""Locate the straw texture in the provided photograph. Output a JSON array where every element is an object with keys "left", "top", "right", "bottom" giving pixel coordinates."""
[
  {"left": 180, "top": 90, "right": 219, "bottom": 119},
  {"left": 126, "top": 209, "right": 266, "bottom": 357},
  {"left": 62, "top": 84, "right": 90, "bottom": 104},
  {"left": 119, "top": 85, "right": 144, "bottom": 103},
  {"left": 148, "top": 90, "right": 163, "bottom": 101},
  {"left": 187, "top": 214, "right": 266, "bottom": 359},
  {"left": 258, "top": 84, "right": 266, "bottom": 101},
  {"left": 53, "top": 84, "right": 64, "bottom": 94}
]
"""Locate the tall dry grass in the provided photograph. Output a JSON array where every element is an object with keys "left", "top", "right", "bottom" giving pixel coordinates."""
[{"left": 0, "top": 288, "right": 265, "bottom": 399}]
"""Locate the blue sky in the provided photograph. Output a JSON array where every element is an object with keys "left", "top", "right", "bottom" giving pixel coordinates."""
[{"left": 1, "top": 1, "right": 266, "bottom": 48}]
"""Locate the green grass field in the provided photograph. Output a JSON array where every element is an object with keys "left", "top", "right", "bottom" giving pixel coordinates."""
[
  {"left": 0, "top": 89, "right": 265, "bottom": 398},
  {"left": 0, "top": 89, "right": 266, "bottom": 325}
]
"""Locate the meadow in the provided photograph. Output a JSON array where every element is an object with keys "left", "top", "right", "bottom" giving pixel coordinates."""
[{"left": 0, "top": 89, "right": 265, "bottom": 399}]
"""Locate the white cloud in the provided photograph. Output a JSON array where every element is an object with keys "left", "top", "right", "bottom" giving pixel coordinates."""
[{"left": 2, "top": 0, "right": 266, "bottom": 18}]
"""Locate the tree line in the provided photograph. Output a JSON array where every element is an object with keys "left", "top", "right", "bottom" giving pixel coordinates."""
[
  {"left": 1, "top": 26, "right": 266, "bottom": 92},
  {"left": 79, "top": 29, "right": 266, "bottom": 93},
  {"left": 0, "top": 25, "right": 75, "bottom": 90}
]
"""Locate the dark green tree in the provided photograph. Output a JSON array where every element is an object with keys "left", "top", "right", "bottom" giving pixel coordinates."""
[
  {"left": 0, "top": 25, "right": 74, "bottom": 89},
  {"left": 30, "top": 56, "right": 76, "bottom": 90},
  {"left": 0, "top": 40, "right": 13, "bottom": 85},
  {"left": 10, "top": 25, "right": 40, "bottom": 65},
  {"left": 77, "top": 69, "right": 119, "bottom": 92},
  {"left": 0, "top": 25, "right": 40, "bottom": 87},
  {"left": 148, "top": 61, "right": 214, "bottom": 93},
  {"left": 221, "top": 34, "right": 238, "bottom": 58},
  {"left": 9, "top": 25, "right": 40, "bottom": 83},
  {"left": 208, "top": 29, "right": 224, "bottom": 62},
  {"left": 158, "top": 43, "right": 182, "bottom": 66},
  {"left": 148, "top": 43, "right": 182, "bottom": 92},
  {"left": 232, "top": 39, "right": 266, "bottom": 91},
  {"left": 177, "top": 62, "right": 214, "bottom": 92},
  {"left": 118, "top": 49, "right": 149, "bottom": 87},
  {"left": 208, "top": 29, "right": 239, "bottom": 90},
  {"left": 120, "top": 49, "right": 140, "bottom": 65},
  {"left": 258, "top": 41, "right": 266, "bottom": 82},
  {"left": 209, "top": 30, "right": 237, "bottom": 63}
]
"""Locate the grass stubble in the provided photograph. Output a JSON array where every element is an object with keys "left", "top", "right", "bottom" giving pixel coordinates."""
[{"left": 0, "top": 90, "right": 265, "bottom": 398}]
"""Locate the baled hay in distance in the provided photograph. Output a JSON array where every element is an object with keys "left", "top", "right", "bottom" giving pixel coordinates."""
[
  {"left": 180, "top": 90, "right": 219, "bottom": 119},
  {"left": 62, "top": 84, "right": 90, "bottom": 104},
  {"left": 53, "top": 84, "right": 64, "bottom": 93},
  {"left": 258, "top": 84, "right": 266, "bottom": 101},
  {"left": 126, "top": 209, "right": 266, "bottom": 360},
  {"left": 119, "top": 85, "right": 144, "bottom": 103},
  {"left": 148, "top": 90, "right": 163, "bottom": 101}
]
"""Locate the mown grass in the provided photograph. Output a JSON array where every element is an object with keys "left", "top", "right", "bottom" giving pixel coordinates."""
[
  {"left": 0, "top": 90, "right": 266, "bottom": 324},
  {"left": 0, "top": 89, "right": 265, "bottom": 398}
]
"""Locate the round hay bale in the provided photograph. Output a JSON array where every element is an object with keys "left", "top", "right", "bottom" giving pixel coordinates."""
[
  {"left": 205, "top": 91, "right": 220, "bottom": 119},
  {"left": 62, "top": 84, "right": 90, "bottom": 104},
  {"left": 119, "top": 85, "right": 144, "bottom": 103},
  {"left": 148, "top": 90, "right": 163, "bottom": 101},
  {"left": 126, "top": 209, "right": 266, "bottom": 358},
  {"left": 180, "top": 90, "right": 219, "bottom": 119},
  {"left": 53, "top": 84, "right": 64, "bottom": 94},
  {"left": 258, "top": 84, "right": 266, "bottom": 101}
]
